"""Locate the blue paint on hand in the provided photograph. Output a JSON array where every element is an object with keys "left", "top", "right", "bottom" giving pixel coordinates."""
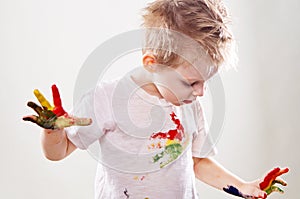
[{"left": 223, "top": 185, "right": 250, "bottom": 198}]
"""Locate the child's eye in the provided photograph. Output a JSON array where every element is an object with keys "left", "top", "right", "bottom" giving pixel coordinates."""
[
  {"left": 181, "top": 80, "right": 190, "bottom": 86},
  {"left": 191, "top": 82, "right": 198, "bottom": 87},
  {"left": 182, "top": 80, "right": 199, "bottom": 87}
]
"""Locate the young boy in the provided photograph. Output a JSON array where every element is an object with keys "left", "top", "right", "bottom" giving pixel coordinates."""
[{"left": 24, "top": 0, "right": 288, "bottom": 198}]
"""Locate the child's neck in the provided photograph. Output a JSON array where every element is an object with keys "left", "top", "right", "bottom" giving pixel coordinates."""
[{"left": 130, "top": 67, "right": 163, "bottom": 99}]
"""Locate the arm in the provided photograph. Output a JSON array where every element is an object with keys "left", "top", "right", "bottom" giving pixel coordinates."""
[
  {"left": 193, "top": 157, "right": 267, "bottom": 198},
  {"left": 41, "top": 129, "right": 77, "bottom": 161},
  {"left": 193, "top": 157, "right": 244, "bottom": 190}
]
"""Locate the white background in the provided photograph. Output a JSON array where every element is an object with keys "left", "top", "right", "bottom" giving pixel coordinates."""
[{"left": 1, "top": 0, "right": 299, "bottom": 198}]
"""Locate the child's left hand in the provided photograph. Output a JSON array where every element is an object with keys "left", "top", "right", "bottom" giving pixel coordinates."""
[
  {"left": 259, "top": 167, "right": 289, "bottom": 195},
  {"left": 224, "top": 182, "right": 267, "bottom": 199},
  {"left": 224, "top": 167, "right": 289, "bottom": 198}
]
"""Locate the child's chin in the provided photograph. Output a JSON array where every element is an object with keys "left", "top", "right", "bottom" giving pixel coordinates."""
[
  {"left": 173, "top": 100, "right": 193, "bottom": 106},
  {"left": 183, "top": 100, "right": 193, "bottom": 104},
  {"left": 170, "top": 101, "right": 181, "bottom": 106}
]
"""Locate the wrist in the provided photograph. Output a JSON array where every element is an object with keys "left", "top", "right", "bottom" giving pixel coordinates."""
[
  {"left": 42, "top": 128, "right": 66, "bottom": 145},
  {"left": 44, "top": 128, "right": 63, "bottom": 134}
]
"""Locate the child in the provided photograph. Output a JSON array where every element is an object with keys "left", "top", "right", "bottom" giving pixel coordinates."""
[{"left": 23, "top": 0, "right": 288, "bottom": 198}]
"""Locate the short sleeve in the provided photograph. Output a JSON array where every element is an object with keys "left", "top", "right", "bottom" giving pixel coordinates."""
[
  {"left": 66, "top": 84, "right": 115, "bottom": 150},
  {"left": 192, "top": 100, "right": 217, "bottom": 158}
]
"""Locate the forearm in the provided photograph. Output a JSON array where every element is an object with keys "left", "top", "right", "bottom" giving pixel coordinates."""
[
  {"left": 41, "top": 129, "right": 76, "bottom": 161},
  {"left": 193, "top": 157, "right": 245, "bottom": 190}
]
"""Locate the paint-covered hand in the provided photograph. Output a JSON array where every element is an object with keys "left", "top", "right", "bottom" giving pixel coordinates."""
[
  {"left": 223, "top": 167, "right": 289, "bottom": 199},
  {"left": 259, "top": 167, "right": 289, "bottom": 195},
  {"left": 223, "top": 183, "right": 267, "bottom": 199},
  {"left": 23, "top": 84, "right": 92, "bottom": 129}
]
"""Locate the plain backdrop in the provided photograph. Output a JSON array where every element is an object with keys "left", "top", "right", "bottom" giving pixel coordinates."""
[{"left": 1, "top": 0, "right": 299, "bottom": 198}]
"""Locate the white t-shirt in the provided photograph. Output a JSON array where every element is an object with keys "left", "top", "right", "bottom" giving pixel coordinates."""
[{"left": 66, "top": 73, "right": 217, "bottom": 199}]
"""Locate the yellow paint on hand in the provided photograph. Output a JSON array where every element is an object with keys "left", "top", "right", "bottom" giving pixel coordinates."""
[{"left": 34, "top": 89, "right": 53, "bottom": 110}]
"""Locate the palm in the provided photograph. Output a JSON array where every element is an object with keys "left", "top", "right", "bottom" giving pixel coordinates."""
[{"left": 224, "top": 183, "right": 266, "bottom": 199}]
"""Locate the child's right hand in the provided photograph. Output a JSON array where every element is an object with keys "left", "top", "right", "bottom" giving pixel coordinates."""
[{"left": 23, "top": 84, "right": 92, "bottom": 130}]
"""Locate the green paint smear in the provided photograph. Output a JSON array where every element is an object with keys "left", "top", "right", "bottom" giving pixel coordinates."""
[
  {"left": 265, "top": 186, "right": 284, "bottom": 195},
  {"left": 152, "top": 143, "right": 183, "bottom": 168}
]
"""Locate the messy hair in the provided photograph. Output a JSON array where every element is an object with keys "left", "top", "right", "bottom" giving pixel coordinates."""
[{"left": 142, "top": 0, "right": 237, "bottom": 69}]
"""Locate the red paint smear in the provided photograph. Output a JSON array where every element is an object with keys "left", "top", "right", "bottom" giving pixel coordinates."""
[
  {"left": 51, "top": 84, "right": 67, "bottom": 116},
  {"left": 150, "top": 112, "right": 184, "bottom": 141},
  {"left": 259, "top": 167, "right": 289, "bottom": 190}
]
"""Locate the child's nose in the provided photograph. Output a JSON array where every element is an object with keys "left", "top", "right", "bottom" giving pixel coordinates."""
[{"left": 192, "top": 84, "right": 204, "bottom": 97}]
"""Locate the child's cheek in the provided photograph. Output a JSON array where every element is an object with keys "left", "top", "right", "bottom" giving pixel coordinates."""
[{"left": 176, "top": 85, "right": 192, "bottom": 99}]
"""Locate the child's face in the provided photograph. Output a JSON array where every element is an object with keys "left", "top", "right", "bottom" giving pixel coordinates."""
[{"left": 152, "top": 56, "right": 217, "bottom": 106}]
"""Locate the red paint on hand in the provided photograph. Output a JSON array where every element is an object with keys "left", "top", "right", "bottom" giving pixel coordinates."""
[
  {"left": 259, "top": 167, "right": 289, "bottom": 190},
  {"left": 51, "top": 84, "right": 67, "bottom": 116}
]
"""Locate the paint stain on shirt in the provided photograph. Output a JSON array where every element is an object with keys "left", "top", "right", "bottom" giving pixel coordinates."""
[{"left": 149, "top": 112, "right": 185, "bottom": 168}]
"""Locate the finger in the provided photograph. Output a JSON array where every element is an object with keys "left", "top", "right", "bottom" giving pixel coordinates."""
[
  {"left": 33, "top": 89, "right": 53, "bottom": 110},
  {"left": 72, "top": 117, "right": 92, "bottom": 126},
  {"left": 54, "top": 116, "right": 92, "bottom": 129},
  {"left": 276, "top": 167, "right": 289, "bottom": 177},
  {"left": 51, "top": 84, "right": 62, "bottom": 108},
  {"left": 265, "top": 185, "right": 284, "bottom": 195},
  {"left": 23, "top": 115, "right": 55, "bottom": 129},
  {"left": 270, "top": 186, "right": 284, "bottom": 194},
  {"left": 54, "top": 116, "right": 74, "bottom": 129},
  {"left": 51, "top": 84, "right": 67, "bottom": 116},
  {"left": 273, "top": 178, "right": 287, "bottom": 186},
  {"left": 23, "top": 115, "right": 38, "bottom": 123},
  {"left": 27, "top": 101, "right": 43, "bottom": 116},
  {"left": 27, "top": 102, "right": 56, "bottom": 120}
]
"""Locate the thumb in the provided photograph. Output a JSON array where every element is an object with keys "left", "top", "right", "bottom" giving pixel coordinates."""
[{"left": 54, "top": 116, "right": 92, "bottom": 129}]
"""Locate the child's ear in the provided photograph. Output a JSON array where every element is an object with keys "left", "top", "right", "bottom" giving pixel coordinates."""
[{"left": 142, "top": 53, "right": 157, "bottom": 72}]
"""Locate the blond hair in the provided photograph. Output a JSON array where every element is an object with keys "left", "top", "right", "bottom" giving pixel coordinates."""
[{"left": 142, "top": 0, "right": 237, "bottom": 69}]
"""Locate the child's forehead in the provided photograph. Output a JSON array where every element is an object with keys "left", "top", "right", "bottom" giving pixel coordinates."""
[
  {"left": 179, "top": 55, "right": 218, "bottom": 81},
  {"left": 173, "top": 41, "right": 218, "bottom": 79}
]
